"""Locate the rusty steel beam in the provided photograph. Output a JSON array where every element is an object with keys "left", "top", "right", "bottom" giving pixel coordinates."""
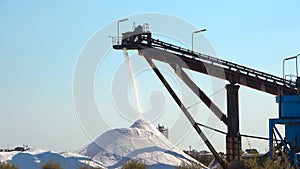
[
  {"left": 170, "top": 64, "right": 228, "bottom": 126},
  {"left": 145, "top": 58, "right": 228, "bottom": 169},
  {"left": 138, "top": 48, "right": 296, "bottom": 96}
]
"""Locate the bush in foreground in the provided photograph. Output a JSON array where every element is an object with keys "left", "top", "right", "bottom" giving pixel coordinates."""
[
  {"left": 121, "top": 159, "right": 146, "bottom": 169},
  {"left": 41, "top": 160, "right": 63, "bottom": 169},
  {"left": 0, "top": 162, "right": 18, "bottom": 169},
  {"left": 228, "top": 153, "right": 294, "bottom": 169},
  {"left": 176, "top": 162, "right": 203, "bottom": 169},
  {"left": 243, "top": 156, "right": 294, "bottom": 169},
  {"left": 79, "top": 166, "right": 103, "bottom": 169}
]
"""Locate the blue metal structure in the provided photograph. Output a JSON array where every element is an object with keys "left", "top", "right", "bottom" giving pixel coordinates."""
[{"left": 269, "top": 94, "right": 300, "bottom": 164}]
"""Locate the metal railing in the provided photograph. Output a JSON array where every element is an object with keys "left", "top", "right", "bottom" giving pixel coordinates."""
[{"left": 136, "top": 36, "right": 297, "bottom": 91}]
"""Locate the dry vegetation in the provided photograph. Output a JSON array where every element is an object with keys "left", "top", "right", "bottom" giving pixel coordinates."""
[
  {"left": 0, "top": 162, "right": 18, "bottom": 169},
  {"left": 121, "top": 159, "right": 147, "bottom": 169},
  {"left": 41, "top": 160, "right": 63, "bottom": 169},
  {"left": 176, "top": 162, "right": 204, "bottom": 169}
]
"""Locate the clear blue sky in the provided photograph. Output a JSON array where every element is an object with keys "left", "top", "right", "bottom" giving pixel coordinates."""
[{"left": 1, "top": 0, "right": 300, "bottom": 153}]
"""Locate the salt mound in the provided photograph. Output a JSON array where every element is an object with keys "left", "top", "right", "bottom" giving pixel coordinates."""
[
  {"left": 0, "top": 148, "right": 105, "bottom": 169},
  {"left": 77, "top": 119, "right": 207, "bottom": 169}
]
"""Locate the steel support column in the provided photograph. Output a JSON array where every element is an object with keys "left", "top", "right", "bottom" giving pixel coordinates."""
[{"left": 226, "top": 84, "right": 241, "bottom": 162}]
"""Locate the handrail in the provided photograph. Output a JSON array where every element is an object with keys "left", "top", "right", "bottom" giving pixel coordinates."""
[
  {"left": 137, "top": 36, "right": 296, "bottom": 91},
  {"left": 113, "top": 33, "right": 297, "bottom": 94}
]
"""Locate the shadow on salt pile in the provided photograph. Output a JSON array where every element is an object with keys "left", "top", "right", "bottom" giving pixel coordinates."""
[
  {"left": 10, "top": 151, "right": 103, "bottom": 169},
  {"left": 108, "top": 146, "right": 195, "bottom": 168}
]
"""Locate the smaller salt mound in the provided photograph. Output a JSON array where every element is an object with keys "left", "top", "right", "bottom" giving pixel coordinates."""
[
  {"left": 0, "top": 148, "right": 105, "bottom": 169},
  {"left": 77, "top": 119, "right": 208, "bottom": 169}
]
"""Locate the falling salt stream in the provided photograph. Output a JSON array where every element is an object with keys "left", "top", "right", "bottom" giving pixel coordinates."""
[{"left": 123, "top": 48, "right": 143, "bottom": 114}]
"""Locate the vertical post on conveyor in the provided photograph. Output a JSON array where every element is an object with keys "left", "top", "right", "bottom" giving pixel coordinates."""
[
  {"left": 226, "top": 84, "right": 241, "bottom": 162},
  {"left": 269, "top": 119, "right": 274, "bottom": 159}
]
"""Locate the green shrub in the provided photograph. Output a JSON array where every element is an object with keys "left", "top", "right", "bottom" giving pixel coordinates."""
[
  {"left": 245, "top": 149, "right": 259, "bottom": 154},
  {"left": 41, "top": 160, "right": 63, "bottom": 169},
  {"left": 176, "top": 162, "right": 203, "bottom": 169},
  {"left": 0, "top": 162, "right": 18, "bottom": 169},
  {"left": 121, "top": 159, "right": 146, "bottom": 169},
  {"left": 79, "top": 166, "right": 103, "bottom": 169},
  {"left": 243, "top": 153, "right": 294, "bottom": 169}
]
